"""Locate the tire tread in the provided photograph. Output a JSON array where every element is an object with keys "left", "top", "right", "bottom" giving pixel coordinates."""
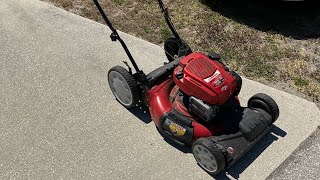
[
  {"left": 192, "top": 138, "right": 225, "bottom": 176},
  {"left": 248, "top": 93, "right": 279, "bottom": 122},
  {"left": 108, "top": 66, "right": 140, "bottom": 108}
]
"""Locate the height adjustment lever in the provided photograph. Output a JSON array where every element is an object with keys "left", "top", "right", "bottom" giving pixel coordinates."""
[{"left": 122, "top": 61, "right": 132, "bottom": 74}]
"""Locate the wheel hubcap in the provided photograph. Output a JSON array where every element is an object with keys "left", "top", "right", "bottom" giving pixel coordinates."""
[
  {"left": 193, "top": 144, "right": 217, "bottom": 173},
  {"left": 108, "top": 71, "right": 133, "bottom": 106}
]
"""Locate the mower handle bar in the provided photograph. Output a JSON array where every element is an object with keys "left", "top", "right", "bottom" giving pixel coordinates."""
[
  {"left": 156, "top": 0, "right": 186, "bottom": 48},
  {"left": 93, "top": 0, "right": 141, "bottom": 73},
  {"left": 93, "top": 0, "right": 191, "bottom": 74}
]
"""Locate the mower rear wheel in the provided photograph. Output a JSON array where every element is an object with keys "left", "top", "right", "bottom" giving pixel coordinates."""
[
  {"left": 248, "top": 93, "right": 279, "bottom": 123},
  {"left": 164, "top": 36, "right": 180, "bottom": 62},
  {"left": 192, "top": 138, "right": 225, "bottom": 176},
  {"left": 108, "top": 66, "right": 140, "bottom": 109}
]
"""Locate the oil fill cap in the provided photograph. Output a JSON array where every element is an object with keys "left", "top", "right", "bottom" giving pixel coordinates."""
[{"left": 176, "top": 71, "right": 184, "bottom": 79}]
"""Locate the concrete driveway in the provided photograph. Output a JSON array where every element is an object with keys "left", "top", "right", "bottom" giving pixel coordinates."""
[{"left": 0, "top": 0, "right": 319, "bottom": 179}]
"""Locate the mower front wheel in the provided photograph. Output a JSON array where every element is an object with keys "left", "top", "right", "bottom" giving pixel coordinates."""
[
  {"left": 108, "top": 66, "right": 140, "bottom": 109},
  {"left": 248, "top": 93, "right": 279, "bottom": 123},
  {"left": 192, "top": 138, "right": 225, "bottom": 176}
]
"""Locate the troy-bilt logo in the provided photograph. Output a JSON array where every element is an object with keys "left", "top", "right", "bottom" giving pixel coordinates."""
[
  {"left": 213, "top": 76, "right": 225, "bottom": 87},
  {"left": 204, "top": 70, "right": 220, "bottom": 83},
  {"left": 204, "top": 70, "right": 225, "bottom": 87}
]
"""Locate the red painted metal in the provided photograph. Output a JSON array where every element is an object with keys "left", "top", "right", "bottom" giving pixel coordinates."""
[
  {"left": 192, "top": 121, "right": 213, "bottom": 140},
  {"left": 169, "top": 85, "right": 192, "bottom": 118},
  {"left": 170, "top": 86, "right": 215, "bottom": 140},
  {"left": 173, "top": 52, "right": 238, "bottom": 105},
  {"left": 145, "top": 53, "right": 242, "bottom": 142},
  {"left": 146, "top": 78, "right": 174, "bottom": 126},
  {"left": 148, "top": 81, "right": 215, "bottom": 141}
]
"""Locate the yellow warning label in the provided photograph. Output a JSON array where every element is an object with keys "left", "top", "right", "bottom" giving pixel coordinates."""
[{"left": 169, "top": 122, "right": 186, "bottom": 136}]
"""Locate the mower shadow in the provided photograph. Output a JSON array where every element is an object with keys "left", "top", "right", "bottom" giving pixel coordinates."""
[
  {"left": 128, "top": 107, "right": 287, "bottom": 179},
  {"left": 216, "top": 125, "right": 287, "bottom": 180},
  {"left": 128, "top": 106, "right": 152, "bottom": 124},
  {"left": 129, "top": 106, "right": 193, "bottom": 152},
  {"left": 199, "top": 0, "right": 320, "bottom": 40},
  {"left": 163, "top": 136, "right": 192, "bottom": 153},
  {"left": 163, "top": 125, "right": 287, "bottom": 179}
]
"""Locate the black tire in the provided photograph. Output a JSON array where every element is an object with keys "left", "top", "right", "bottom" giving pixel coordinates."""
[
  {"left": 192, "top": 138, "right": 225, "bottom": 176},
  {"left": 108, "top": 66, "right": 140, "bottom": 109},
  {"left": 164, "top": 36, "right": 180, "bottom": 62},
  {"left": 248, "top": 93, "right": 279, "bottom": 123}
]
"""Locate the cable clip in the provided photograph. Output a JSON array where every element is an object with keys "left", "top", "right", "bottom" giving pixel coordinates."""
[{"left": 110, "top": 32, "right": 118, "bottom": 41}]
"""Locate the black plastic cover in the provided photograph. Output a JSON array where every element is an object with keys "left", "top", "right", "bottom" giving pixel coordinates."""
[
  {"left": 147, "top": 57, "right": 181, "bottom": 87},
  {"left": 158, "top": 110, "right": 194, "bottom": 145},
  {"left": 239, "top": 108, "right": 272, "bottom": 142}
]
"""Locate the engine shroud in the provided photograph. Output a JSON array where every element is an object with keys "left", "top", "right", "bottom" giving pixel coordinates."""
[{"left": 173, "top": 52, "right": 237, "bottom": 105}]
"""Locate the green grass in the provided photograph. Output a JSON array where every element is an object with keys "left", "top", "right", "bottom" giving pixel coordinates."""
[
  {"left": 160, "top": 27, "right": 172, "bottom": 41},
  {"left": 294, "top": 77, "right": 310, "bottom": 87},
  {"left": 113, "top": 0, "right": 127, "bottom": 5},
  {"left": 42, "top": 0, "right": 320, "bottom": 103}
]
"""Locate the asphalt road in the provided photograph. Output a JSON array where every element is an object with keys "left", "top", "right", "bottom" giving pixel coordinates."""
[
  {"left": 267, "top": 127, "right": 320, "bottom": 180},
  {"left": 0, "top": 0, "right": 319, "bottom": 179}
]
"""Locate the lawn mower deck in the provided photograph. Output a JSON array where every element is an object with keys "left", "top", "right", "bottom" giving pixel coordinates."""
[{"left": 93, "top": 0, "right": 280, "bottom": 176}]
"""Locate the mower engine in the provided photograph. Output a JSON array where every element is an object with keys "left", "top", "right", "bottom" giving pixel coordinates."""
[
  {"left": 173, "top": 52, "right": 241, "bottom": 122},
  {"left": 189, "top": 96, "right": 219, "bottom": 122}
]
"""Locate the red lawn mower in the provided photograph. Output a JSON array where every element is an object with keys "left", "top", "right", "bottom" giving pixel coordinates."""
[{"left": 93, "top": 0, "right": 279, "bottom": 176}]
